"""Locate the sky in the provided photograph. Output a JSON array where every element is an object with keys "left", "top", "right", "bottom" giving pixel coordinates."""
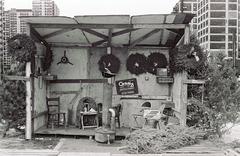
[{"left": 4, "top": 0, "right": 179, "bottom": 17}]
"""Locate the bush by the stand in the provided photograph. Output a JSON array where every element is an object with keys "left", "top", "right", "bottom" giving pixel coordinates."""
[
  {"left": 0, "top": 63, "right": 26, "bottom": 131},
  {"left": 123, "top": 125, "right": 205, "bottom": 154}
]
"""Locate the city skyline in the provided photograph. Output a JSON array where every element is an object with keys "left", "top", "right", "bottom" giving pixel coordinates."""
[{"left": 5, "top": 0, "right": 179, "bottom": 17}]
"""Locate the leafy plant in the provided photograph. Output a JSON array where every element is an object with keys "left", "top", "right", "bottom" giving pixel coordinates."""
[
  {"left": 0, "top": 62, "right": 26, "bottom": 131},
  {"left": 186, "top": 53, "right": 240, "bottom": 137},
  {"left": 123, "top": 125, "right": 205, "bottom": 154}
]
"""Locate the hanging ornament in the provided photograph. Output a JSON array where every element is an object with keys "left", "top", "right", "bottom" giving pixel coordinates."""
[
  {"left": 126, "top": 53, "right": 147, "bottom": 75},
  {"left": 98, "top": 54, "right": 120, "bottom": 78},
  {"left": 147, "top": 53, "right": 168, "bottom": 75}
]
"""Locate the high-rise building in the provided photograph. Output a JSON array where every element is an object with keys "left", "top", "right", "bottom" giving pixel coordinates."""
[
  {"left": 174, "top": 0, "right": 239, "bottom": 58},
  {"left": 173, "top": 0, "right": 198, "bottom": 32},
  {"left": 2, "top": 9, "right": 32, "bottom": 71},
  {"left": 0, "top": 0, "right": 4, "bottom": 74},
  {"left": 198, "top": 0, "right": 238, "bottom": 58},
  {"left": 32, "top": 0, "right": 60, "bottom": 16}
]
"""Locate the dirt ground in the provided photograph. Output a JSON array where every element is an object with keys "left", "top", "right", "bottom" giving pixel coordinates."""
[{"left": 0, "top": 135, "right": 59, "bottom": 149}]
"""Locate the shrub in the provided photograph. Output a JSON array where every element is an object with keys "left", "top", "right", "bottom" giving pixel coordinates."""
[
  {"left": 123, "top": 125, "right": 205, "bottom": 154},
  {"left": 0, "top": 63, "right": 26, "bottom": 130}
]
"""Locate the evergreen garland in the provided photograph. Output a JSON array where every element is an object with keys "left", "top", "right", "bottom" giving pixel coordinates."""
[
  {"left": 169, "top": 44, "right": 205, "bottom": 75},
  {"left": 7, "top": 34, "right": 36, "bottom": 63},
  {"left": 43, "top": 47, "right": 53, "bottom": 71},
  {"left": 126, "top": 53, "right": 147, "bottom": 75},
  {"left": 98, "top": 54, "right": 121, "bottom": 78},
  {"left": 147, "top": 53, "right": 168, "bottom": 75}
]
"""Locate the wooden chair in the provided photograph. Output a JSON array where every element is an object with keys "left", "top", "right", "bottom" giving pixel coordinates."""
[{"left": 46, "top": 97, "right": 66, "bottom": 128}]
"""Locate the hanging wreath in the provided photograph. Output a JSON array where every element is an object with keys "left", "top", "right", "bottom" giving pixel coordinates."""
[
  {"left": 126, "top": 53, "right": 147, "bottom": 75},
  {"left": 8, "top": 34, "right": 36, "bottom": 63},
  {"left": 169, "top": 44, "right": 205, "bottom": 74},
  {"left": 43, "top": 47, "right": 53, "bottom": 71},
  {"left": 98, "top": 54, "right": 121, "bottom": 78},
  {"left": 147, "top": 53, "right": 168, "bottom": 75}
]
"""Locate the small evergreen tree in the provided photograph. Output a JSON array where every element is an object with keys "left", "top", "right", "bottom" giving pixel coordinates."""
[
  {"left": 188, "top": 53, "right": 240, "bottom": 137},
  {"left": 204, "top": 53, "right": 240, "bottom": 137}
]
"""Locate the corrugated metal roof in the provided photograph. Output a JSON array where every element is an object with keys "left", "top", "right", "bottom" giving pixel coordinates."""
[{"left": 21, "top": 13, "right": 194, "bottom": 48}]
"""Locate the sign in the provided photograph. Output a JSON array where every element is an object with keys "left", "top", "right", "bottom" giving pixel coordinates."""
[{"left": 115, "top": 78, "right": 138, "bottom": 95}]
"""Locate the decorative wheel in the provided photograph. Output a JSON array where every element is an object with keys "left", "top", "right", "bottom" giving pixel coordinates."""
[
  {"left": 57, "top": 50, "right": 73, "bottom": 65},
  {"left": 126, "top": 53, "right": 147, "bottom": 75}
]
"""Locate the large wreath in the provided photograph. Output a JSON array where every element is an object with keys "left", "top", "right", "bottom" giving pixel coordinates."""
[
  {"left": 8, "top": 34, "right": 36, "bottom": 63},
  {"left": 169, "top": 44, "right": 205, "bottom": 74},
  {"left": 126, "top": 53, "right": 147, "bottom": 75},
  {"left": 147, "top": 53, "right": 168, "bottom": 75},
  {"left": 98, "top": 54, "right": 121, "bottom": 78},
  {"left": 43, "top": 47, "right": 53, "bottom": 71}
]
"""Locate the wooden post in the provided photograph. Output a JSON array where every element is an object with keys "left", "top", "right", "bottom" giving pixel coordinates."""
[
  {"left": 184, "top": 25, "right": 190, "bottom": 44},
  {"left": 25, "top": 62, "right": 32, "bottom": 140},
  {"left": 102, "top": 83, "right": 113, "bottom": 127},
  {"left": 172, "top": 72, "right": 187, "bottom": 126}
]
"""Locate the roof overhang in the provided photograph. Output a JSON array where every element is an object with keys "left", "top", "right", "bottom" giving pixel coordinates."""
[{"left": 21, "top": 13, "right": 194, "bottom": 49}]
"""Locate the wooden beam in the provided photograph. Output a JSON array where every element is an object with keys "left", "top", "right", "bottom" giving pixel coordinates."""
[
  {"left": 90, "top": 29, "right": 139, "bottom": 47},
  {"left": 49, "top": 79, "right": 108, "bottom": 83},
  {"left": 30, "top": 26, "right": 50, "bottom": 48},
  {"left": 183, "top": 79, "right": 205, "bottom": 84},
  {"left": 31, "top": 23, "right": 132, "bottom": 29},
  {"left": 128, "top": 29, "right": 161, "bottom": 49},
  {"left": 133, "top": 24, "right": 186, "bottom": 29},
  {"left": 51, "top": 42, "right": 91, "bottom": 48},
  {"left": 184, "top": 25, "right": 190, "bottom": 44},
  {"left": 43, "top": 28, "right": 75, "bottom": 39},
  {"left": 31, "top": 23, "right": 187, "bottom": 30},
  {"left": 81, "top": 29, "right": 108, "bottom": 40},
  {"left": 50, "top": 91, "right": 82, "bottom": 94},
  {"left": 2, "top": 75, "right": 30, "bottom": 81},
  {"left": 108, "top": 29, "right": 112, "bottom": 46},
  {"left": 25, "top": 63, "right": 32, "bottom": 140},
  {"left": 112, "top": 29, "right": 139, "bottom": 36}
]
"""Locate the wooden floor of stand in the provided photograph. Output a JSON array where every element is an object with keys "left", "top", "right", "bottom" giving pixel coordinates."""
[{"left": 34, "top": 126, "right": 131, "bottom": 137}]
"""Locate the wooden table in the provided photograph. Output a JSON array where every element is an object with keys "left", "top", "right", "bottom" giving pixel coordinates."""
[{"left": 80, "top": 112, "right": 98, "bottom": 130}]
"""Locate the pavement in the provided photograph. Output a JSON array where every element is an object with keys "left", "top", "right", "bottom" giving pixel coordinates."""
[{"left": 1, "top": 124, "right": 240, "bottom": 156}]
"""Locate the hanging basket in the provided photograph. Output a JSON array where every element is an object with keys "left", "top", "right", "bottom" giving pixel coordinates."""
[
  {"left": 126, "top": 53, "right": 147, "bottom": 75},
  {"left": 147, "top": 53, "right": 168, "bottom": 75},
  {"left": 98, "top": 54, "right": 121, "bottom": 78},
  {"left": 8, "top": 34, "right": 36, "bottom": 63},
  {"left": 169, "top": 44, "right": 205, "bottom": 74}
]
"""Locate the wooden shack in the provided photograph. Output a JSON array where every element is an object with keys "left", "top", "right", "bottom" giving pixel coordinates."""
[{"left": 21, "top": 13, "right": 194, "bottom": 139}]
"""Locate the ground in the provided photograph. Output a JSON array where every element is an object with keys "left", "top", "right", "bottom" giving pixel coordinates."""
[{"left": 0, "top": 135, "right": 59, "bottom": 149}]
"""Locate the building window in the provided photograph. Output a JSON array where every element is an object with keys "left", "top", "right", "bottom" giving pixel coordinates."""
[
  {"left": 228, "top": 28, "right": 237, "bottom": 33},
  {"left": 229, "top": 4, "right": 237, "bottom": 10},
  {"left": 210, "top": 12, "right": 225, "bottom": 18},
  {"left": 210, "top": 4, "right": 226, "bottom": 10},
  {"left": 210, "top": 19, "right": 225, "bottom": 26},
  {"left": 210, "top": 35, "right": 225, "bottom": 41},
  {"left": 210, "top": 27, "right": 225, "bottom": 33},
  {"left": 210, "top": 43, "right": 225, "bottom": 49},
  {"left": 229, "top": 20, "right": 237, "bottom": 26}
]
